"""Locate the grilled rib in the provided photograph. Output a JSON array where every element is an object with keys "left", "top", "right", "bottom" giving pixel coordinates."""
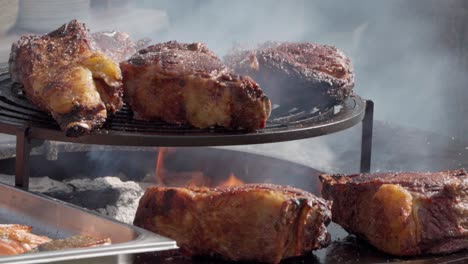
[
  {"left": 225, "top": 42, "right": 354, "bottom": 108},
  {"left": 320, "top": 170, "right": 468, "bottom": 256},
  {"left": 120, "top": 41, "right": 271, "bottom": 131},
  {"left": 9, "top": 20, "right": 123, "bottom": 137},
  {"left": 134, "top": 184, "right": 331, "bottom": 264}
]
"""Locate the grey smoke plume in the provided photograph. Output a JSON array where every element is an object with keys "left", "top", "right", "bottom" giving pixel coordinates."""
[
  {"left": 139, "top": 0, "right": 465, "bottom": 172},
  {"left": 15, "top": 0, "right": 457, "bottom": 137},
  {"left": 148, "top": 0, "right": 454, "bottom": 136},
  {"left": 2, "top": 1, "right": 463, "bottom": 176}
]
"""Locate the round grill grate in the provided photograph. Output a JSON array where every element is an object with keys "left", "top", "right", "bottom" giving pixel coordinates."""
[{"left": 0, "top": 63, "right": 366, "bottom": 146}]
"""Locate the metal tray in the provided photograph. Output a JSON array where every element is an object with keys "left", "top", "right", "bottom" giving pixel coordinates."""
[{"left": 0, "top": 183, "right": 177, "bottom": 264}]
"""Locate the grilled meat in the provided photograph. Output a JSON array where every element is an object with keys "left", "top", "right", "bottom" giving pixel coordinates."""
[
  {"left": 225, "top": 42, "right": 354, "bottom": 108},
  {"left": 36, "top": 235, "right": 111, "bottom": 252},
  {"left": 0, "top": 225, "right": 111, "bottom": 255},
  {"left": 0, "top": 224, "right": 51, "bottom": 255},
  {"left": 9, "top": 20, "right": 123, "bottom": 137},
  {"left": 92, "top": 31, "right": 151, "bottom": 62},
  {"left": 120, "top": 41, "right": 271, "bottom": 130},
  {"left": 320, "top": 170, "right": 468, "bottom": 256},
  {"left": 134, "top": 184, "right": 332, "bottom": 264}
]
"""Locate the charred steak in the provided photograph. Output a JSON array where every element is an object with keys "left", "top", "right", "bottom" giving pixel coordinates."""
[
  {"left": 320, "top": 170, "right": 468, "bottom": 256},
  {"left": 225, "top": 42, "right": 354, "bottom": 108},
  {"left": 9, "top": 20, "right": 123, "bottom": 137},
  {"left": 120, "top": 41, "right": 271, "bottom": 130},
  {"left": 134, "top": 184, "right": 332, "bottom": 264}
]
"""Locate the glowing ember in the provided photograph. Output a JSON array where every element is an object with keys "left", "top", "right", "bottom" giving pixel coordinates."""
[{"left": 218, "top": 173, "right": 245, "bottom": 187}]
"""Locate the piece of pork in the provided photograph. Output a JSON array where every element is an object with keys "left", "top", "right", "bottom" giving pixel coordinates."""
[
  {"left": 320, "top": 169, "right": 468, "bottom": 256},
  {"left": 134, "top": 184, "right": 331, "bottom": 264},
  {"left": 225, "top": 42, "right": 354, "bottom": 109},
  {"left": 120, "top": 41, "right": 271, "bottom": 131},
  {"left": 9, "top": 19, "right": 123, "bottom": 137}
]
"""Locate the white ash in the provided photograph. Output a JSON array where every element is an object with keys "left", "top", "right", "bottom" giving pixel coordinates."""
[
  {"left": 0, "top": 175, "right": 144, "bottom": 224},
  {"left": 66, "top": 177, "right": 144, "bottom": 224},
  {"left": 0, "top": 175, "right": 72, "bottom": 193}
]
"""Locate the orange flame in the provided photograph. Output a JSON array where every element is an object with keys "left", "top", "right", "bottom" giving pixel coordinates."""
[
  {"left": 155, "top": 147, "right": 177, "bottom": 185},
  {"left": 185, "top": 172, "right": 211, "bottom": 187},
  {"left": 156, "top": 148, "right": 244, "bottom": 188},
  {"left": 219, "top": 173, "right": 245, "bottom": 187}
]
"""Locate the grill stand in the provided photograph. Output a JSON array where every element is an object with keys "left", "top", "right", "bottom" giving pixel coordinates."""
[
  {"left": 15, "top": 128, "right": 30, "bottom": 189},
  {"left": 13, "top": 100, "right": 374, "bottom": 190},
  {"left": 360, "top": 100, "right": 374, "bottom": 173},
  {"left": 15, "top": 127, "right": 33, "bottom": 190}
]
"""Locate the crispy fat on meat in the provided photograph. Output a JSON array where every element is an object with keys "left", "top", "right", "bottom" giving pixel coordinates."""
[
  {"left": 9, "top": 20, "right": 123, "bottom": 137},
  {"left": 120, "top": 41, "right": 271, "bottom": 130},
  {"left": 320, "top": 170, "right": 468, "bottom": 256},
  {"left": 134, "top": 184, "right": 331, "bottom": 264}
]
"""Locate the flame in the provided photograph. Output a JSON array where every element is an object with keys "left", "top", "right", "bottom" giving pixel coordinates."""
[
  {"left": 185, "top": 172, "right": 211, "bottom": 187},
  {"left": 155, "top": 148, "right": 244, "bottom": 188},
  {"left": 155, "top": 147, "right": 176, "bottom": 185},
  {"left": 219, "top": 173, "right": 245, "bottom": 187}
]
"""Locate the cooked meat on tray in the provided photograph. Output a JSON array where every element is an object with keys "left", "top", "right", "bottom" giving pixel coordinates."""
[
  {"left": 120, "top": 41, "right": 272, "bottom": 131},
  {"left": 0, "top": 224, "right": 51, "bottom": 255},
  {"left": 225, "top": 42, "right": 354, "bottom": 108},
  {"left": 9, "top": 19, "right": 124, "bottom": 137},
  {"left": 320, "top": 169, "right": 468, "bottom": 256},
  {"left": 0, "top": 224, "right": 112, "bottom": 256},
  {"left": 134, "top": 184, "right": 331, "bottom": 264},
  {"left": 35, "top": 235, "right": 111, "bottom": 252}
]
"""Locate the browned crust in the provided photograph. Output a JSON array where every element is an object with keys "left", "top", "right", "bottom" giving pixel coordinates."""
[
  {"left": 121, "top": 41, "right": 271, "bottom": 130},
  {"left": 224, "top": 42, "right": 355, "bottom": 107},
  {"left": 134, "top": 183, "right": 331, "bottom": 264},
  {"left": 8, "top": 20, "right": 123, "bottom": 137},
  {"left": 320, "top": 170, "right": 468, "bottom": 256},
  {"left": 321, "top": 169, "right": 467, "bottom": 193}
]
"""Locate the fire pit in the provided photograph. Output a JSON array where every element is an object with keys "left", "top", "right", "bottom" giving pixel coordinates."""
[
  {"left": 0, "top": 146, "right": 466, "bottom": 263},
  {"left": 0, "top": 147, "right": 324, "bottom": 221}
]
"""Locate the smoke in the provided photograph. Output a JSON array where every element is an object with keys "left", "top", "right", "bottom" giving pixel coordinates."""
[
  {"left": 134, "top": 0, "right": 461, "bottom": 172},
  {"left": 152, "top": 0, "right": 308, "bottom": 54},
  {"left": 2, "top": 1, "right": 463, "bottom": 175},
  {"left": 10, "top": 0, "right": 456, "bottom": 138},
  {"left": 146, "top": 0, "right": 453, "bottom": 135},
  {"left": 218, "top": 138, "right": 340, "bottom": 174}
]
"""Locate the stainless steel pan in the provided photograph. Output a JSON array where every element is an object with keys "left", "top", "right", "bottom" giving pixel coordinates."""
[{"left": 0, "top": 183, "right": 177, "bottom": 264}]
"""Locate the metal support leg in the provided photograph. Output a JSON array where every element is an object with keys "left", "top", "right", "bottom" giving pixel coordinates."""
[
  {"left": 15, "top": 127, "right": 31, "bottom": 190},
  {"left": 360, "top": 100, "right": 374, "bottom": 173}
]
